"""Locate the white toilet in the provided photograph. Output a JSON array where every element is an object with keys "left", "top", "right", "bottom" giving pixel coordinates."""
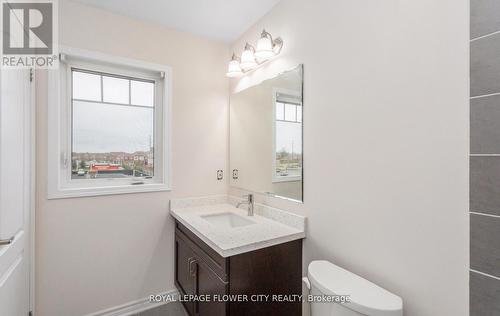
[{"left": 304, "top": 260, "right": 403, "bottom": 316}]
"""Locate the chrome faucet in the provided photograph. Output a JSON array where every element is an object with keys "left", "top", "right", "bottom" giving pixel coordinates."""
[{"left": 236, "top": 194, "right": 254, "bottom": 216}]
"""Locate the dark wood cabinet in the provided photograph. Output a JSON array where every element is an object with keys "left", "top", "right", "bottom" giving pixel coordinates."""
[
  {"left": 174, "top": 221, "right": 302, "bottom": 316},
  {"left": 197, "top": 257, "right": 228, "bottom": 315},
  {"left": 174, "top": 232, "right": 198, "bottom": 315}
]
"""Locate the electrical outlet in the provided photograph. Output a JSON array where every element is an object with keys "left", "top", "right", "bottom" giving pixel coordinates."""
[
  {"left": 217, "top": 170, "right": 223, "bottom": 180},
  {"left": 232, "top": 169, "right": 238, "bottom": 180}
]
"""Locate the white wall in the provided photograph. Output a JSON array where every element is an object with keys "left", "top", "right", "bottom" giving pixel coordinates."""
[
  {"left": 230, "top": 0, "right": 469, "bottom": 315},
  {"left": 35, "top": 1, "right": 229, "bottom": 315}
]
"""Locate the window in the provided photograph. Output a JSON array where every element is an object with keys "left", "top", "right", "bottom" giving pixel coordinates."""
[
  {"left": 273, "top": 89, "right": 303, "bottom": 182},
  {"left": 48, "top": 48, "right": 171, "bottom": 198},
  {"left": 71, "top": 69, "right": 155, "bottom": 180}
]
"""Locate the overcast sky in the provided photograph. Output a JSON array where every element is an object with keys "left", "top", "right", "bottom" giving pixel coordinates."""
[
  {"left": 72, "top": 101, "right": 154, "bottom": 153},
  {"left": 276, "top": 121, "right": 302, "bottom": 154}
]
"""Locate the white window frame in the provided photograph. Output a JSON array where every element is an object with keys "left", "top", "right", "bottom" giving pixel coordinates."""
[
  {"left": 272, "top": 88, "right": 303, "bottom": 183},
  {"left": 47, "top": 46, "right": 172, "bottom": 199}
]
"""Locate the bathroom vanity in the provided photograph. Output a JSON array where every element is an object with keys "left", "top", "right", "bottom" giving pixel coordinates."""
[{"left": 170, "top": 196, "right": 306, "bottom": 316}]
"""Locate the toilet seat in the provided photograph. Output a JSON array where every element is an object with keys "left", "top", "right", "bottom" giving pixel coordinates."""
[{"left": 308, "top": 260, "right": 403, "bottom": 316}]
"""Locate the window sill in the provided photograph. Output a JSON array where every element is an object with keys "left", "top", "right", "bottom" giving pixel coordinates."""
[
  {"left": 47, "top": 183, "right": 171, "bottom": 199},
  {"left": 272, "top": 176, "right": 302, "bottom": 183}
]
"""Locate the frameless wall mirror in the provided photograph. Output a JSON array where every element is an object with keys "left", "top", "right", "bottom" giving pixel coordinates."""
[{"left": 230, "top": 65, "right": 303, "bottom": 202}]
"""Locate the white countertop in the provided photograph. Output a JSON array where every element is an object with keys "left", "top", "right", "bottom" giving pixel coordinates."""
[{"left": 170, "top": 195, "right": 306, "bottom": 257}]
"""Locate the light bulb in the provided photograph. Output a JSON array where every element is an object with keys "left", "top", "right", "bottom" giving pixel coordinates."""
[
  {"left": 226, "top": 54, "right": 242, "bottom": 77},
  {"left": 240, "top": 43, "right": 257, "bottom": 71},
  {"left": 255, "top": 29, "right": 275, "bottom": 60}
]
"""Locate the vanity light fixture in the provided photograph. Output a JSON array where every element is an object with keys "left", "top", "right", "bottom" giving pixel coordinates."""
[
  {"left": 226, "top": 29, "right": 283, "bottom": 77},
  {"left": 226, "top": 53, "right": 243, "bottom": 78}
]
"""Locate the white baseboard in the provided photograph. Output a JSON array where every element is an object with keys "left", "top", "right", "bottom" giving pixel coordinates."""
[{"left": 84, "top": 289, "right": 179, "bottom": 316}]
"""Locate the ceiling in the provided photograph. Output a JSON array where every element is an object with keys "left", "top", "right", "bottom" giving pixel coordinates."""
[{"left": 71, "top": 0, "right": 280, "bottom": 42}]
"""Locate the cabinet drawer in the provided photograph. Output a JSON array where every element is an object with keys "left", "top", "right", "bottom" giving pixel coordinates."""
[{"left": 176, "top": 222, "right": 228, "bottom": 281}]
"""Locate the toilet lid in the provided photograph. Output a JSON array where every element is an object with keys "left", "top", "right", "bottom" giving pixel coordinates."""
[{"left": 308, "top": 260, "right": 403, "bottom": 316}]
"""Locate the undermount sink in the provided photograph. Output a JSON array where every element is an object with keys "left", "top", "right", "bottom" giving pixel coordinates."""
[{"left": 201, "top": 212, "right": 255, "bottom": 229}]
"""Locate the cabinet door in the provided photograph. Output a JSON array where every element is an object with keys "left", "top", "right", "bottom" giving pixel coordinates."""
[
  {"left": 195, "top": 258, "right": 228, "bottom": 316},
  {"left": 175, "top": 233, "right": 196, "bottom": 315}
]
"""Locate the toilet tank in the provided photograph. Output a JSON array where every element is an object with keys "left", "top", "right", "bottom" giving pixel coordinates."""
[
  {"left": 307, "top": 261, "right": 403, "bottom": 316},
  {"left": 309, "top": 285, "right": 365, "bottom": 316}
]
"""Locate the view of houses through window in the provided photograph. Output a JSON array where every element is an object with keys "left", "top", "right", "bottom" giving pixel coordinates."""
[
  {"left": 275, "top": 97, "right": 303, "bottom": 180},
  {"left": 71, "top": 69, "right": 155, "bottom": 179}
]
